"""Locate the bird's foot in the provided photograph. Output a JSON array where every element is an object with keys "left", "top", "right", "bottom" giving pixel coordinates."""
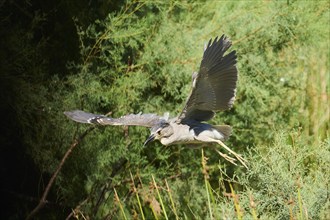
[
  {"left": 216, "top": 140, "right": 248, "bottom": 169},
  {"left": 214, "top": 149, "right": 237, "bottom": 166}
]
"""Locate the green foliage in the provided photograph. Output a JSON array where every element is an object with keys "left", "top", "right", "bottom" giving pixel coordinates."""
[
  {"left": 58, "top": 1, "right": 329, "bottom": 218},
  {"left": 4, "top": 0, "right": 329, "bottom": 219},
  {"left": 240, "top": 131, "right": 330, "bottom": 219}
]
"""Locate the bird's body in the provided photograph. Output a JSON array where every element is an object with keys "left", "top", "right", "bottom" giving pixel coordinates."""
[
  {"left": 158, "top": 120, "right": 229, "bottom": 146},
  {"left": 64, "top": 35, "right": 247, "bottom": 168}
]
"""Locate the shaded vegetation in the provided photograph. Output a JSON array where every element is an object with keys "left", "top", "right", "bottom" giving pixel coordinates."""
[{"left": 1, "top": 0, "right": 329, "bottom": 219}]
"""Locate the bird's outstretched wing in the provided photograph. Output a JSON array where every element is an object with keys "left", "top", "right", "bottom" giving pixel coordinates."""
[
  {"left": 177, "top": 35, "right": 238, "bottom": 122},
  {"left": 64, "top": 110, "right": 166, "bottom": 127}
]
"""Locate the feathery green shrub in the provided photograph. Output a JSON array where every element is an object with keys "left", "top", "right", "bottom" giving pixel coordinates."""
[{"left": 7, "top": 0, "right": 329, "bottom": 218}]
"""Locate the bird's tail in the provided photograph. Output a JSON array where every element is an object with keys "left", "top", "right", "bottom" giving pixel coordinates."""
[{"left": 212, "top": 125, "right": 232, "bottom": 140}]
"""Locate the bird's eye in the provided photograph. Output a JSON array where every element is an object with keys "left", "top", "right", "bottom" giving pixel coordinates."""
[{"left": 157, "top": 130, "right": 161, "bottom": 135}]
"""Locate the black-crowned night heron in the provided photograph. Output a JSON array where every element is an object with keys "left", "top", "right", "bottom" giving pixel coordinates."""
[{"left": 64, "top": 35, "right": 247, "bottom": 168}]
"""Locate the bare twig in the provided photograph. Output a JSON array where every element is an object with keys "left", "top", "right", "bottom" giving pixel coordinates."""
[
  {"left": 92, "top": 125, "right": 129, "bottom": 216},
  {"left": 26, "top": 127, "right": 95, "bottom": 220},
  {"left": 92, "top": 158, "right": 128, "bottom": 215},
  {"left": 65, "top": 198, "right": 89, "bottom": 220}
]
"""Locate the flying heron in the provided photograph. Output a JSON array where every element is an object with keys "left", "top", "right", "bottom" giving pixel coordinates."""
[{"left": 64, "top": 35, "right": 247, "bottom": 168}]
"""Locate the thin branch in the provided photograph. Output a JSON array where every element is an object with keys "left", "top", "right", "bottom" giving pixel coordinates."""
[
  {"left": 92, "top": 125, "right": 129, "bottom": 216},
  {"left": 92, "top": 158, "right": 128, "bottom": 215},
  {"left": 65, "top": 198, "right": 90, "bottom": 220},
  {"left": 26, "top": 127, "right": 95, "bottom": 220}
]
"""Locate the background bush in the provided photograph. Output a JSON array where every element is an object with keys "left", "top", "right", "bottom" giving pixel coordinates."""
[{"left": 1, "top": 0, "right": 329, "bottom": 219}]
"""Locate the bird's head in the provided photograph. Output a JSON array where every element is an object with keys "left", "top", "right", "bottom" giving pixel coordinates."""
[{"left": 144, "top": 122, "right": 173, "bottom": 146}]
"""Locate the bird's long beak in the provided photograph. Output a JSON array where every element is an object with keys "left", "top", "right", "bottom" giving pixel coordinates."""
[{"left": 144, "top": 134, "right": 155, "bottom": 146}]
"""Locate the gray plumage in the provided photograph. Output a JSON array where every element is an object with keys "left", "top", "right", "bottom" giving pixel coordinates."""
[
  {"left": 64, "top": 35, "right": 247, "bottom": 168},
  {"left": 177, "top": 35, "right": 237, "bottom": 122},
  {"left": 64, "top": 110, "right": 167, "bottom": 127}
]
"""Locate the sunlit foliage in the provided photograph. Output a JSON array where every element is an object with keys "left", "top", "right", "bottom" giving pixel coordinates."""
[{"left": 3, "top": 0, "right": 329, "bottom": 219}]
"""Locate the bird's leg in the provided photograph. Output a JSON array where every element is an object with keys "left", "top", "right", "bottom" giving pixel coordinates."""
[
  {"left": 215, "top": 140, "right": 248, "bottom": 169},
  {"left": 212, "top": 147, "right": 237, "bottom": 166},
  {"left": 196, "top": 135, "right": 248, "bottom": 168}
]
